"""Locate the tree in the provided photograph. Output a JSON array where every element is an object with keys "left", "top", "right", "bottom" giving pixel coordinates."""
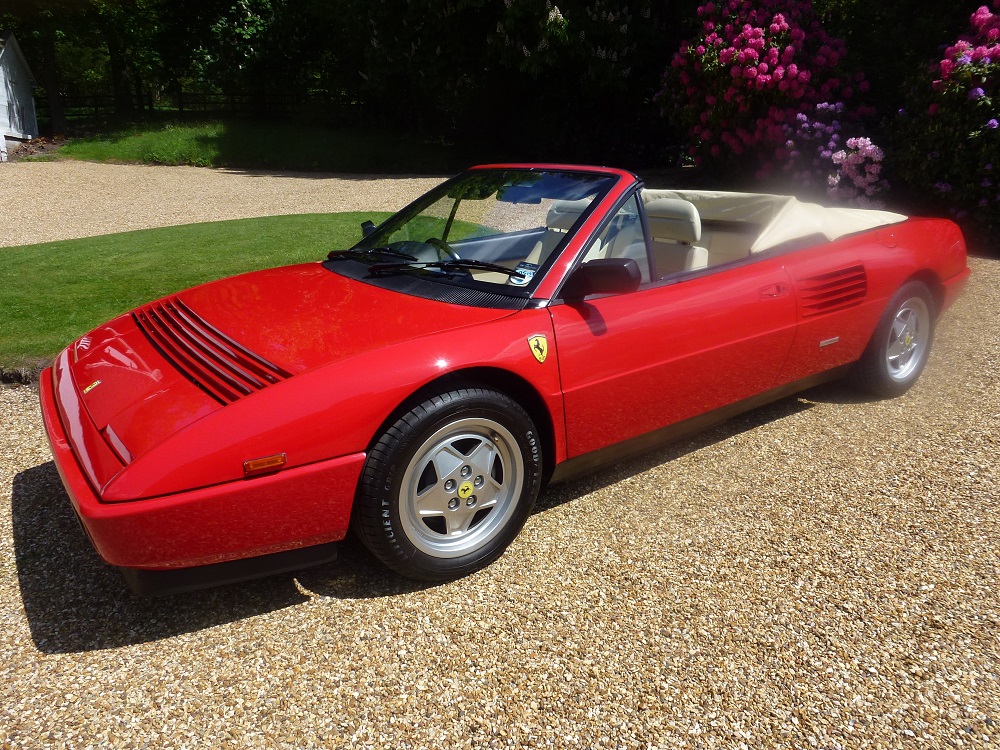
[{"left": 0, "top": 0, "right": 93, "bottom": 132}]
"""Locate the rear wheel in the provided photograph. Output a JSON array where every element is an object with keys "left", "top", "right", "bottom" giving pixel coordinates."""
[
  {"left": 850, "top": 281, "right": 935, "bottom": 397},
  {"left": 353, "top": 388, "right": 542, "bottom": 581}
]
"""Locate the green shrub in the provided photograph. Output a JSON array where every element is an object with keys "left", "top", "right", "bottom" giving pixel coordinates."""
[{"left": 893, "top": 3, "right": 1000, "bottom": 231}]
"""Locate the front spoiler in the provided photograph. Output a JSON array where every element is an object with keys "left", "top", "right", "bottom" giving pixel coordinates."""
[{"left": 120, "top": 541, "right": 339, "bottom": 596}]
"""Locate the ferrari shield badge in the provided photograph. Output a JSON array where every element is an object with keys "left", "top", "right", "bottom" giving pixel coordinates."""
[{"left": 528, "top": 334, "right": 548, "bottom": 363}]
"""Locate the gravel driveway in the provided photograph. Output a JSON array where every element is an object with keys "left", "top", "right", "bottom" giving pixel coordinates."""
[
  {"left": 1, "top": 162, "right": 998, "bottom": 748},
  {"left": 0, "top": 161, "right": 444, "bottom": 247}
]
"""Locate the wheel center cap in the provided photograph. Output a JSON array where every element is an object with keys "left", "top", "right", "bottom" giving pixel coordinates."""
[
  {"left": 458, "top": 481, "right": 474, "bottom": 499},
  {"left": 904, "top": 332, "right": 913, "bottom": 347}
]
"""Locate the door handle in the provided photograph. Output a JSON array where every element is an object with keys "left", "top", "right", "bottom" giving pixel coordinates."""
[{"left": 759, "top": 284, "right": 789, "bottom": 298}]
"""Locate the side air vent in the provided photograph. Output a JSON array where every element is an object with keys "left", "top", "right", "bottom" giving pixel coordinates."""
[
  {"left": 799, "top": 264, "right": 867, "bottom": 318},
  {"left": 133, "top": 297, "right": 292, "bottom": 405}
]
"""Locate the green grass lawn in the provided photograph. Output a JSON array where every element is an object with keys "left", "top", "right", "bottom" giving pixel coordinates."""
[
  {"left": 0, "top": 212, "right": 390, "bottom": 374},
  {"left": 54, "top": 121, "right": 473, "bottom": 173}
]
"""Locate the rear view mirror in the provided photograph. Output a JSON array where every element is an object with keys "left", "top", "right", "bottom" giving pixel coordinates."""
[
  {"left": 361, "top": 220, "right": 376, "bottom": 237},
  {"left": 561, "top": 258, "right": 641, "bottom": 299},
  {"left": 496, "top": 186, "right": 543, "bottom": 204}
]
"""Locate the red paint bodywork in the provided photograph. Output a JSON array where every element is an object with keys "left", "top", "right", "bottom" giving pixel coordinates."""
[{"left": 38, "top": 164, "right": 969, "bottom": 573}]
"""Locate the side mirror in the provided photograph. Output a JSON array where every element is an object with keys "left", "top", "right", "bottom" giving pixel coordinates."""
[
  {"left": 561, "top": 257, "right": 642, "bottom": 299},
  {"left": 361, "top": 220, "right": 376, "bottom": 237}
]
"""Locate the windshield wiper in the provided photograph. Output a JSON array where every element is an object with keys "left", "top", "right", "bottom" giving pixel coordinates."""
[
  {"left": 368, "top": 259, "right": 525, "bottom": 278},
  {"left": 327, "top": 246, "right": 418, "bottom": 262}
]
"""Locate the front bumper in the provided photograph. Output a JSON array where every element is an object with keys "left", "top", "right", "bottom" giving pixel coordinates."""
[{"left": 39, "top": 366, "right": 365, "bottom": 570}]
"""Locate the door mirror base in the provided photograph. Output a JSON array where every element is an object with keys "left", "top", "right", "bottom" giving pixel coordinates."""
[{"left": 561, "top": 258, "right": 642, "bottom": 299}]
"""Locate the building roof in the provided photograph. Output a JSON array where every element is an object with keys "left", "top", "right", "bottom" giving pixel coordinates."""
[{"left": 0, "top": 31, "right": 39, "bottom": 85}]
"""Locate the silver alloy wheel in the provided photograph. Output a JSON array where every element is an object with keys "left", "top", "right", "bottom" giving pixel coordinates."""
[
  {"left": 885, "top": 295, "right": 931, "bottom": 382},
  {"left": 399, "top": 417, "right": 524, "bottom": 558}
]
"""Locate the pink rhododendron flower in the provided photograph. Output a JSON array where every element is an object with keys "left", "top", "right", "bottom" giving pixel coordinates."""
[
  {"left": 661, "top": 0, "right": 873, "bottom": 179},
  {"left": 895, "top": 1, "right": 1000, "bottom": 228}
]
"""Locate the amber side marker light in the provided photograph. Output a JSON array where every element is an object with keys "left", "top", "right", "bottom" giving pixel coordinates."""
[{"left": 243, "top": 453, "right": 287, "bottom": 477}]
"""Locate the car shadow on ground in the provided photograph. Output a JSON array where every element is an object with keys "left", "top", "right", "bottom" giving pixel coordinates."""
[
  {"left": 11, "top": 462, "right": 305, "bottom": 653},
  {"left": 795, "top": 379, "right": 885, "bottom": 406},
  {"left": 12, "top": 392, "right": 816, "bottom": 654},
  {"left": 11, "top": 462, "right": 442, "bottom": 653}
]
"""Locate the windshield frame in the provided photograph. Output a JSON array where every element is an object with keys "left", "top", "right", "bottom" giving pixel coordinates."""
[{"left": 326, "top": 166, "right": 630, "bottom": 302}]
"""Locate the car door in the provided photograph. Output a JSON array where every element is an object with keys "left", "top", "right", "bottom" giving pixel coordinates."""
[{"left": 548, "top": 199, "right": 799, "bottom": 459}]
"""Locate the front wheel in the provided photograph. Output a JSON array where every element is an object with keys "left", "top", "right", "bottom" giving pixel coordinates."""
[
  {"left": 850, "top": 281, "right": 935, "bottom": 397},
  {"left": 352, "top": 388, "right": 543, "bottom": 581}
]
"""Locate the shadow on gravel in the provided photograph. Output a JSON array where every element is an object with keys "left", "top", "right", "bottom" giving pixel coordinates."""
[
  {"left": 532, "top": 393, "right": 815, "bottom": 513},
  {"left": 10, "top": 463, "right": 428, "bottom": 653},
  {"left": 795, "top": 380, "right": 884, "bottom": 406},
  {"left": 11, "top": 463, "right": 307, "bottom": 653},
  {"left": 12, "top": 392, "right": 814, "bottom": 653}
]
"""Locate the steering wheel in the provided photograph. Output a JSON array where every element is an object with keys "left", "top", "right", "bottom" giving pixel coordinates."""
[{"left": 425, "top": 237, "right": 461, "bottom": 260}]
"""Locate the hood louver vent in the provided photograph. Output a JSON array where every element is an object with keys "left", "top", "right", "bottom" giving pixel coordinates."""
[
  {"left": 133, "top": 297, "right": 292, "bottom": 405},
  {"left": 799, "top": 265, "right": 867, "bottom": 318}
]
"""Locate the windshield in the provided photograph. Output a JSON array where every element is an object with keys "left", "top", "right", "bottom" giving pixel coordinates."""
[{"left": 336, "top": 169, "right": 616, "bottom": 291}]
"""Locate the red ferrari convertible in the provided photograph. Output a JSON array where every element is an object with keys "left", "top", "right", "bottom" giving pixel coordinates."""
[{"left": 39, "top": 164, "right": 969, "bottom": 593}]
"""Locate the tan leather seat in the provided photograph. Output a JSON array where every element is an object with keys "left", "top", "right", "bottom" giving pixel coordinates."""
[
  {"left": 644, "top": 198, "right": 708, "bottom": 275},
  {"left": 524, "top": 199, "right": 592, "bottom": 265}
]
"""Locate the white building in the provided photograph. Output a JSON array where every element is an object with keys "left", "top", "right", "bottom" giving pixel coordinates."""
[{"left": 1, "top": 31, "right": 39, "bottom": 161}]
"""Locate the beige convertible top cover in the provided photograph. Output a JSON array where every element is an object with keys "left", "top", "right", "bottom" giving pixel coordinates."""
[{"left": 641, "top": 189, "right": 907, "bottom": 253}]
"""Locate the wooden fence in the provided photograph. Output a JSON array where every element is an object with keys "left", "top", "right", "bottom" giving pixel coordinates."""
[{"left": 35, "top": 92, "right": 361, "bottom": 128}]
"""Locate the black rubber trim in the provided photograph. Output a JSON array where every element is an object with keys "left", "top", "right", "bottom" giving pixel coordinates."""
[
  {"left": 119, "top": 542, "right": 339, "bottom": 596},
  {"left": 323, "top": 259, "right": 532, "bottom": 310}
]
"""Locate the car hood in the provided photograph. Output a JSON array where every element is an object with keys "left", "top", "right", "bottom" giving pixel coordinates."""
[
  {"left": 69, "top": 263, "right": 516, "bottom": 475},
  {"left": 173, "top": 263, "right": 520, "bottom": 374}
]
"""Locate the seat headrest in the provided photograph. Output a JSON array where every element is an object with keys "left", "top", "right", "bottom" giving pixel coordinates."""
[
  {"left": 546, "top": 199, "right": 591, "bottom": 231},
  {"left": 644, "top": 198, "right": 702, "bottom": 244}
]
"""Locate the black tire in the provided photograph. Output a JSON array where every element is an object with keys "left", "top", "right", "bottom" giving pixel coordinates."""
[
  {"left": 352, "top": 387, "right": 543, "bottom": 581},
  {"left": 850, "top": 281, "right": 936, "bottom": 398}
]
